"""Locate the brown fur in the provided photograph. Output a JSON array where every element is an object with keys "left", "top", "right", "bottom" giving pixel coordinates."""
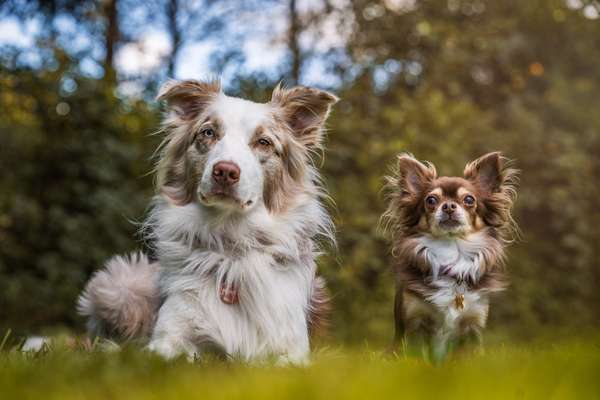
[
  {"left": 157, "top": 79, "right": 221, "bottom": 120},
  {"left": 383, "top": 152, "right": 518, "bottom": 251},
  {"left": 257, "top": 117, "right": 311, "bottom": 214},
  {"left": 383, "top": 152, "right": 519, "bottom": 357},
  {"left": 463, "top": 152, "right": 520, "bottom": 240},
  {"left": 154, "top": 80, "right": 221, "bottom": 206},
  {"left": 271, "top": 84, "right": 339, "bottom": 149}
]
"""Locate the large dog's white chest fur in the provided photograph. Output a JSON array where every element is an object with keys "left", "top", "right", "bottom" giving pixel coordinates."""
[
  {"left": 153, "top": 250, "right": 314, "bottom": 361},
  {"left": 146, "top": 198, "right": 328, "bottom": 363}
]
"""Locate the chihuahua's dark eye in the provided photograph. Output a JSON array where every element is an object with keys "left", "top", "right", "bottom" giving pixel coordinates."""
[
  {"left": 258, "top": 138, "right": 271, "bottom": 146},
  {"left": 201, "top": 128, "right": 215, "bottom": 138},
  {"left": 425, "top": 195, "right": 438, "bottom": 207},
  {"left": 464, "top": 195, "right": 475, "bottom": 206}
]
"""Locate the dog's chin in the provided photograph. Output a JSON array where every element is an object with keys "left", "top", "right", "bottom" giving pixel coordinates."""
[{"left": 198, "top": 191, "right": 256, "bottom": 212}]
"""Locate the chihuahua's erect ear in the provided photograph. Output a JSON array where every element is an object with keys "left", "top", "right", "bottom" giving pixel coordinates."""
[
  {"left": 464, "top": 152, "right": 519, "bottom": 230},
  {"left": 271, "top": 85, "right": 339, "bottom": 147},
  {"left": 464, "top": 152, "right": 506, "bottom": 194},
  {"left": 157, "top": 79, "right": 221, "bottom": 121},
  {"left": 395, "top": 153, "right": 437, "bottom": 198},
  {"left": 382, "top": 153, "right": 437, "bottom": 236}
]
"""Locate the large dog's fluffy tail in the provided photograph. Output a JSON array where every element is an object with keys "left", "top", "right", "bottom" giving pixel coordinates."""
[
  {"left": 77, "top": 253, "right": 161, "bottom": 340},
  {"left": 307, "top": 276, "right": 331, "bottom": 337}
]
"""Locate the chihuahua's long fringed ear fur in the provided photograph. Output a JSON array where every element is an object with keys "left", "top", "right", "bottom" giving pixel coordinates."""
[
  {"left": 395, "top": 154, "right": 437, "bottom": 198},
  {"left": 271, "top": 85, "right": 339, "bottom": 148},
  {"left": 382, "top": 153, "right": 437, "bottom": 240},
  {"left": 464, "top": 152, "right": 520, "bottom": 240}
]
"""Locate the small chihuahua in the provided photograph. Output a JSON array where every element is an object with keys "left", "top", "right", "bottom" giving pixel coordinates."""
[{"left": 383, "top": 152, "right": 518, "bottom": 361}]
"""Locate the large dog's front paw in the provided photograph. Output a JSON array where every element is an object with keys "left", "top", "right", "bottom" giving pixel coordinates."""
[
  {"left": 147, "top": 338, "right": 198, "bottom": 362},
  {"left": 275, "top": 351, "right": 310, "bottom": 367},
  {"left": 146, "top": 339, "right": 180, "bottom": 359}
]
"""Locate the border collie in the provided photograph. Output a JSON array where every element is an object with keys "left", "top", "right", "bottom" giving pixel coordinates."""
[
  {"left": 78, "top": 80, "right": 338, "bottom": 364},
  {"left": 383, "top": 152, "right": 518, "bottom": 361}
]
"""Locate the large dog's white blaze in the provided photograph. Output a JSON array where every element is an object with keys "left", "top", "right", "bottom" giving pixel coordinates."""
[{"left": 198, "top": 95, "right": 271, "bottom": 209}]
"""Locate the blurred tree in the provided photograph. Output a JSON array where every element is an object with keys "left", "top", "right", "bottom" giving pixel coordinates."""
[
  {"left": 288, "top": 0, "right": 301, "bottom": 84},
  {"left": 160, "top": 0, "right": 231, "bottom": 77},
  {"left": 103, "top": 0, "right": 119, "bottom": 81},
  {"left": 318, "top": 0, "right": 600, "bottom": 342},
  {"left": 0, "top": 50, "right": 158, "bottom": 334},
  {"left": 0, "top": 0, "right": 599, "bottom": 344},
  {"left": 0, "top": 0, "right": 123, "bottom": 82}
]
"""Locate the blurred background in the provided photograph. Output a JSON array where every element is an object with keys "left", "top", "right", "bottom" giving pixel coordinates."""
[{"left": 0, "top": 0, "right": 599, "bottom": 345}]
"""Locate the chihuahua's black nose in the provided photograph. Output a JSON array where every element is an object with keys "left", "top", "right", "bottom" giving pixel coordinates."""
[{"left": 442, "top": 202, "right": 457, "bottom": 214}]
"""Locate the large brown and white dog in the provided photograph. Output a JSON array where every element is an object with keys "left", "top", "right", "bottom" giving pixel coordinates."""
[
  {"left": 383, "top": 152, "right": 518, "bottom": 361},
  {"left": 78, "top": 80, "right": 338, "bottom": 363}
]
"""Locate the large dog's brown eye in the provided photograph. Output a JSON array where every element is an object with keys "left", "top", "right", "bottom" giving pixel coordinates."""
[
  {"left": 425, "top": 195, "right": 438, "bottom": 207},
  {"left": 258, "top": 138, "right": 271, "bottom": 147},
  {"left": 464, "top": 195, "right": 475, "bottom": 206}
]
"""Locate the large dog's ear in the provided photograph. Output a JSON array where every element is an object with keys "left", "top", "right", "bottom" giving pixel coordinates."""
[
  {"left": 157, "top": 79, "right": 221, "bottom": 121},
  {"left": 271, "top": 85, "right": 339, "bottom": 147},
  {"left": 394, "top": 153, "right": 437, "bottom": 198}
]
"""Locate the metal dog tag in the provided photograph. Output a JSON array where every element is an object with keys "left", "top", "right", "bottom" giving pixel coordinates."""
[{"left": 454, "top": 293, "right": 465, "bottom": 310}]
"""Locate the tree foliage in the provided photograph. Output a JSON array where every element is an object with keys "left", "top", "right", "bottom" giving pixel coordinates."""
[
  {"left": 320, "top": 0, "right": 600, "bottom": 342},
  {"left": 0, "top": 51, "right": 158, "bottom": 332},
  {"left": 0, "top": 0, "right": 599, "bottom": 342}
]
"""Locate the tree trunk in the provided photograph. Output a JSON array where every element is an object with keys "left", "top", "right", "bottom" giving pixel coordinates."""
[
  {"left": 288, "top": 0, "right": 301, "bottom": 85},
  {"left": 103, "top": 0, "right": 119, "bottom": 82},
  {"left": 166, "top": 0, "right": 181, "bottom": 77}
]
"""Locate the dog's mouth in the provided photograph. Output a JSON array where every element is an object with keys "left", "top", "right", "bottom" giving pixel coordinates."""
[
  {"left": 199, "top": 191, "right": 254, "bottom": 210},
  {"left": 438, "top": 218, "right": 463, "bottom": 229}
]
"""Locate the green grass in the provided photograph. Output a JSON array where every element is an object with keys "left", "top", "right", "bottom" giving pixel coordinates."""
[{"left": 1, "top": 335, "right": 599, "bottom": 399}]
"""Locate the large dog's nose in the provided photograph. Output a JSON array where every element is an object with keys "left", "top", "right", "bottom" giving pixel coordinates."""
[{"left": 212, "top": 161, "right": 240, "bottom": 186}]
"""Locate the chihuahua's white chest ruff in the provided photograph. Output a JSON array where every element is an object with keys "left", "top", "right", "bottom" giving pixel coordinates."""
[
  {"left": 417, "top": 232, "right": 488, "bottom": 282},
  {"left": 415, "top": 234, "right": 490, "bottom": 330}
]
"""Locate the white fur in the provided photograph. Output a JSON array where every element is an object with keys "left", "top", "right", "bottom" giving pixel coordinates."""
[
  {"left": 145, "top": 195, "right": 328, "bottom": 363},
  {"left": 142, "top": 92, "right": 333, "bottom": 363},
  {"left": 198, "top": 94, "right": 272, "bottom": 209},
  {"left": 415, "top": 231, "right": 488, "bottom": 282},
  {"left": 21, "top": 336, "right": 50, "bottom": 352},
  {"left": 414, "top": 232, "right": 490, "bottom": 336},
  {"left": 79, "top": 89, "right": 334, "bottom": 364},
  {"left": 78, "top": 252, "right": 161, "bottom": 338}
]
